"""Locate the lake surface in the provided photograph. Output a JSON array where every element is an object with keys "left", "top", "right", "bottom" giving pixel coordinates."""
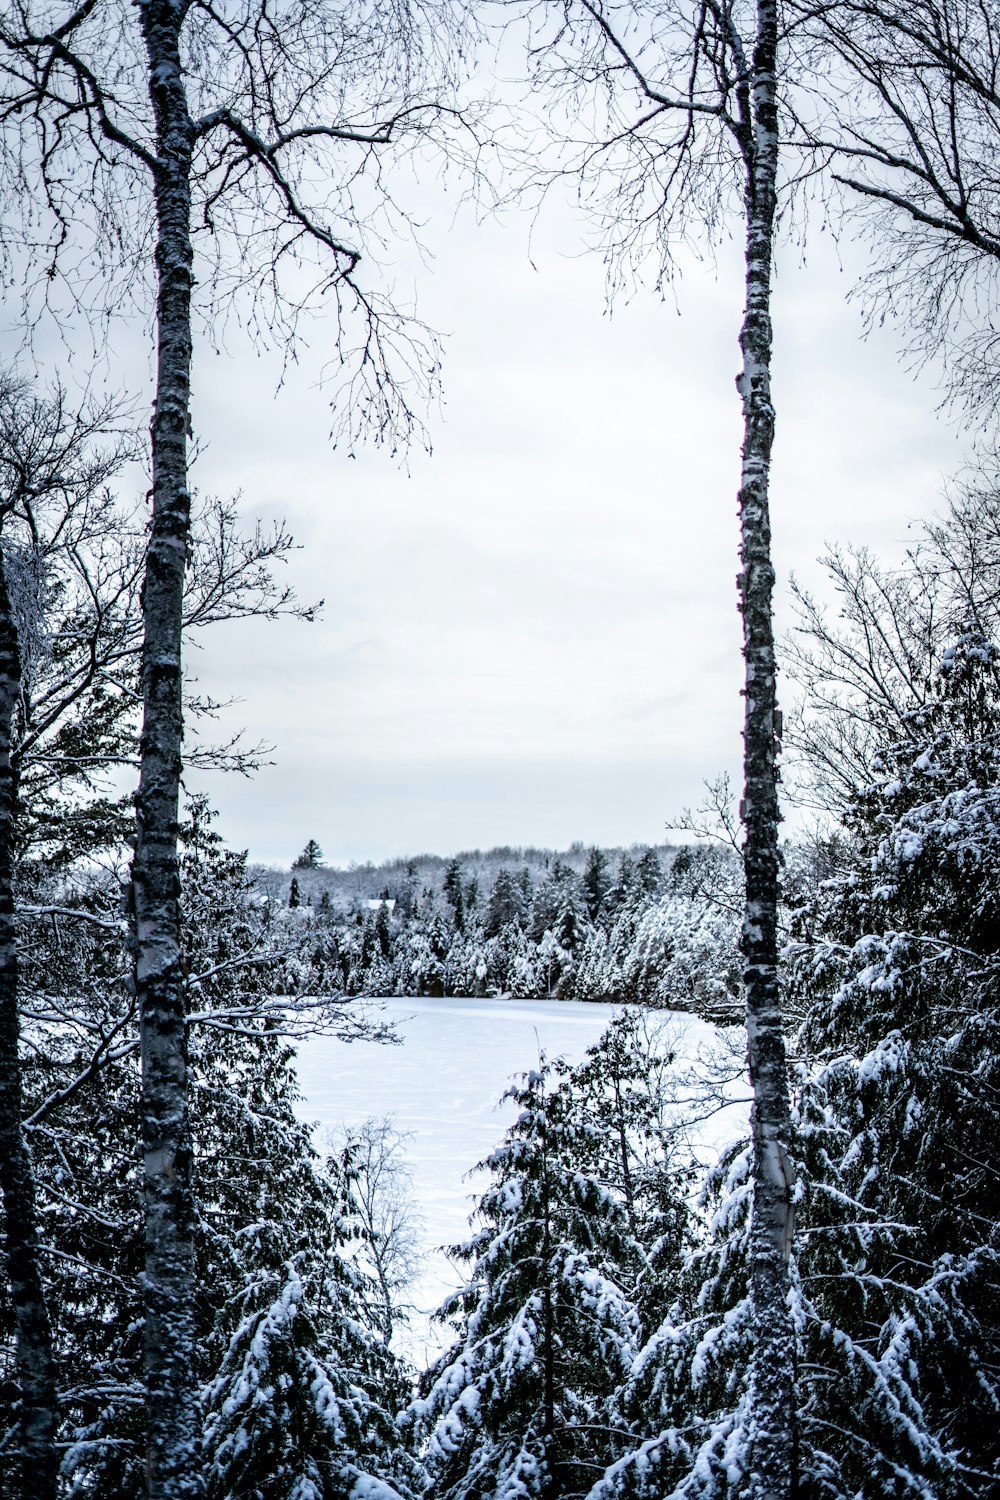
[{"left": 294, "top": 995, "right": 745, "bottom": 1362}]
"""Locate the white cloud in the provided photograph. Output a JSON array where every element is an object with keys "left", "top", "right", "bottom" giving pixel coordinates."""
[{"left": 5, "top": 163, "right": 967, "bottom": 864}]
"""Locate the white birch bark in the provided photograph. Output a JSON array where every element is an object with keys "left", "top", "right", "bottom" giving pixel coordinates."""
[
  {"left": 0, "top": 544, "right": 59, "bottom": 1500},
  {"left": 0, "top": 8, "right": 468, "bottom": 1491},
  {"left": 132, "top": 2, "right": 203, "bottom": 1495},
  {"left": 735, "top": 0, "right": 797, "bottom": 1491}
]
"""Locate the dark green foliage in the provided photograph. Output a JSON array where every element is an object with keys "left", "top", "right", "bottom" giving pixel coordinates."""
[
  {"left": 443, "top": 859, "right": 465, "bottom": 934},
  {"left": 414, "top": 1018, "right": 692, "bottom": 1500},
  {"left": 415, "top": 1059, "right": 640, "bottom": 1500},
  {"left": 2, "top": 806, "right": 419, "bottom": 1498},
  {"left": 375, "top": 901, "right": 393, "bottom": 959},
  {"left": 485, "top": 869, "right": 526, "bottom": 938},
  {"left": 582, "top": 847, "right": 610, "bottom": 921},
  {"left": 292, "top": 840, "right": 325, "bottom": 870},
  {"left": 781, "top": 620, "right": 1000, "bottom": 1495},
  {"left": 631, "top": 849, "right": 661, "bottom": 900}
]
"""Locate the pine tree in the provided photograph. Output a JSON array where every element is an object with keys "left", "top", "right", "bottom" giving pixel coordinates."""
[
  {"left": 632, "top": 849, "right": 662, "bottom": 900},
  {"left": 414, "top": 1059, "right": 639, "bottom": 1500},
  {"left": 554, "top": 1012, "right": 692, "bottom": 1328},
  {"left": 582, "top": 847, "right": 611, "bottom": 923},
  {"left": 607, "top": 855, "right": 635, "bottom": 916},
  {"left": 293, "top": 839, "right": 326, "bottom": 871},
  {"left": 485, "top": 869, "right": 526, "bottom": 938},
  {"left": 6, "top": 806, "right": 420, "bottom": 1497},
  {"left": 443, "top": 858, "right": 466, "bottom": 934},
  {"left": 590, "top": 1139, "right": 761, "bottom": 1500},
  {"left": 780, "top": 619, "right": 1000, "bottom": 1494},
  {"left": 550, "top": 887, "right": 588, "bottom": 998}
]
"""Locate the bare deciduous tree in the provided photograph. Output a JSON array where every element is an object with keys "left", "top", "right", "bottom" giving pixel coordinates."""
[
  {"left": 0, "top": 370, "right": 133, "bottom": 1500},
  {"left": 784, "top": 461, "right": 1000, "bottom": 815},
  {"left": 331, "top": 1115, "right": 423, "bottom": 1346},
  {"left": 782, "top": 546, "right": 942, "bottom": 816},
  {"left": 0, "top": 3, "right": 473, "bottom": 1492},
  {"left": 521, "top": 0, "right": 798, "bottom": 1487},
  {"left": 799, "top": 0, "right": 1000, "bottom": 421}
]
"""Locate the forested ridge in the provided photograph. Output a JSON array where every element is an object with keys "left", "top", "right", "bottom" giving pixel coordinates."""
[
  {"left": 1, "top": 0, "right": 1000, "bottom": 1494},
  {"left": 259, "top": 838, "right": 743, "bottom": 1017}
]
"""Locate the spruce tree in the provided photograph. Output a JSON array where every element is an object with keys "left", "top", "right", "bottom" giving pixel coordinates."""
[
  {"left": 415, "top": 1060, "right": 639, "bottom": 1500},
  {"left": 582, "top": 847, "right": 611, "bottom": 922},
  {"left": 293, "top": 840, "right": 326, "bottom": 871},
  {"left": 443, "top": 858, "right": 466, "bottom": 933},
  {"left": 781, "top": 620, "right": 1000, "bottom": 1494},
  {"left": 485, "top": 869, "right": 526, "bottom": 938}
]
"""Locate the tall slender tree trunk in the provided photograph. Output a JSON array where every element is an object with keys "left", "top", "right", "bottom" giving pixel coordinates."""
[
  {"left": 736, "top": 0, "right": 797, "bottom": 1493},
  {"left": 132, "top": 2, "right": 203, "bottom": 1495},
  {"left": 0, "top": 543, "right": 59, "bottom": 1500},
  {"left": 539, "top": 1084, "right": 557, "bottom": 1500}
]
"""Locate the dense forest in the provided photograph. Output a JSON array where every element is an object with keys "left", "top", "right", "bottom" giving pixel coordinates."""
[
  {"left": 1, "top": 0, "right": 999, "bottom": 1496},
  {"left": 257, "top": 839, "right": 742, "bottom": 1017}
]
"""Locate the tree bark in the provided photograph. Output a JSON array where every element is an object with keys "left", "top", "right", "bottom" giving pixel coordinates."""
[
  {"left": 736, "top": 0, "right": 797, "bottom": 1493},
  {"left": 539, "top": 1082, "right": 557, "bottom": 1500},
  {"left": 0, "top": 543, "right": 59, "bottom": 1500},
  {"left": 132, "top": 2, "right": 203, "bottom": 1495}
]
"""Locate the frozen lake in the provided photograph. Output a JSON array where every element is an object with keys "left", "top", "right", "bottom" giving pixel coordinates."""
[{"left": 294, "top": 995, "right": 746, "bottom": 1363}]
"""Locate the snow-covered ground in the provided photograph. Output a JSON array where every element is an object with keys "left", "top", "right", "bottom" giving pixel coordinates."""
[{"left": 294, "top": 996, "right": 748, "bottom": 1363}]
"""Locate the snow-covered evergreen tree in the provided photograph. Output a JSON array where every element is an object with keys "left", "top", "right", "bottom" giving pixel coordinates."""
[
  {"left": 619, "top": 894, "right": 740, "bottom": 1019},
  {"left": 554, "top": 1012, "right": 692, "bottom": 1332},
  {"left": 4, "top": 806, "right": 420, "bottom": 1497},
  {"left": 593, "top": 619, "right": 1000, "bottom": 1499},
  {"left": 415, "top": 1018, "right": 697, "bottom": 1500},
  {"left": 780, "top": 618, "right": 1000, "bottom": 1495},
  {"left": 582, "top": 847, "right": 611, "bottom": 922},
  {"left": 414, "top": 1059, "right": 640, "bottom": 1500},
  {"left": 205, "top": 1231, "right": 419, "bottom": 1500},
  {"left": 573, "top": 926, "right": 622, "bottom": 1001},
  {"left": 485, "top": 869, "right": 527, "bottom": 939}
]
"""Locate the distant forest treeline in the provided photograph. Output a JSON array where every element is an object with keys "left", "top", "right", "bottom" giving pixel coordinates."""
[
  {"left": 250, "top": 840, "right": 743, "bottom": 1018},
  {"left": 254, "top": 839, "right": 674, "bottom": 906}
]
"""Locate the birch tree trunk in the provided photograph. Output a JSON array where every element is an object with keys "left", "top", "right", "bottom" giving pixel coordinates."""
[
  {"left": 132, "top": 2, "right": 203, "bottom": 1494},
  {"left": 736, "top": 0, "right": 797, "bottom": 1491},
  {"left": 0, "top": 543, "right": 59, "bottom": 1500},
  {"left": 514, "top": 0, "right": 800, "bottom": 1481}
]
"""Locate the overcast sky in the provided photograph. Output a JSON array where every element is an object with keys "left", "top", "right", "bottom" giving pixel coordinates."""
[{"left": 7, "top": 155, "right": 968, "bottom": 868}]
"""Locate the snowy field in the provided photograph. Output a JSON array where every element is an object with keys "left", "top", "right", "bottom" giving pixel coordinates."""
[{"left": 294, "top": 996, "right": 747, "bottom": 1363}]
